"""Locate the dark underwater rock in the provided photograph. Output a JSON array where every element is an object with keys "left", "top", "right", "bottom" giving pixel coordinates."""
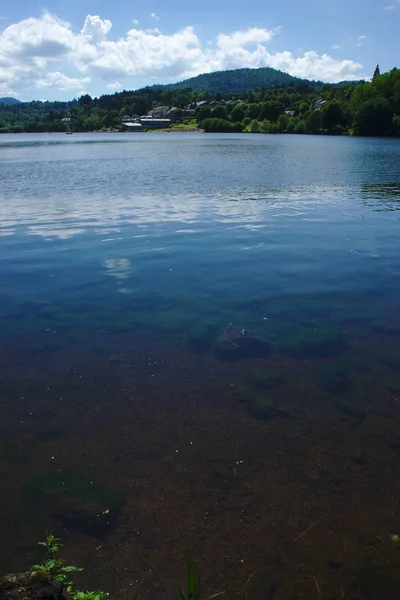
[
  {"left": 53, "top": 498, "right": 118, "bottom": 537},
  {"left": 215, "top": 325, "right": 271, "bottom": 361},
  {"left": 0, "top": 572, "right": 60, "bottom": 600},
  {"left": 27, "top": 469, "right": 123, "bottom": 538}
]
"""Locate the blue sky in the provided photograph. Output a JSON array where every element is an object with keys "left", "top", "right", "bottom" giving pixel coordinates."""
[{"left": 0, "top": 0, "right": 398, "bottom": 101}]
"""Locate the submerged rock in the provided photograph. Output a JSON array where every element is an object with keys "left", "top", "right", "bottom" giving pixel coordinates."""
[
  {"left": 0, "top": 572, "right": 61, "bottom": 600},
  {"left": 27, "top": 469, "right": 124, "bottom": 538},
  {"left": 53, "top": 498, "right": 117, "bottom": 537},
  {"left": 215, "top": 325, "right": 271, "bottom": 361}
]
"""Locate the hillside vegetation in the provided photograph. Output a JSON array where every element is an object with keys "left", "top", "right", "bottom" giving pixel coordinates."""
[
  {"left": 160, "top": 66, "right": 318, "bottom": 93},
  {"left": 0, "top": 66, "right": 399, "bottom": 137},
  {"left": 0, "top": 97, "right": 22, "bottom": 105}
]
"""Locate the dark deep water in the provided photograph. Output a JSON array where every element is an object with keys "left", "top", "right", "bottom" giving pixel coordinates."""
[{"left": 1, "top": 132, "right": 400, "bottom": 599}]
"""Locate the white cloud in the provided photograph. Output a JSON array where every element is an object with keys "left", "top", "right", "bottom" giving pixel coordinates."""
[
  {"left": 150, "top": 13, "right": 159, "bottom": 20},
  {"left": 0, "top": 12, "right": 75, "bottom": 61},
  {"left": 37, "top": 71, "right": 91, "bottom": 89},
  {"left": 263, "top": 51, "right": 361, "bottom": 82},
  {"left": 355, "top": 34, "right": 369, "bottom": 47},
  {"left": 132, "top": 19, "right": 139, "bottom": 25},
  {"left": 0, "top": 12, "right": 364, "bottom": 99},
  {"left": 383, "top": 4, "right": 396, "bottom": 9},
  {"left": 106, "top": 80, "right": 122, "bottom": 90},
  {"left": 81, "top": 15, "right": 112, "bottom": 42},
  {"left": 331, "top": 44, "right": 340, "bottom": 50}
]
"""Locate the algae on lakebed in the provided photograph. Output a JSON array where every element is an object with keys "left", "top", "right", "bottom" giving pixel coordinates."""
[
  {"left": 278, "top": 326, "right": 347, "bottom": 359},
  {"left": 318, "top": 362, "right": 353, "bottom": 395},
  {"left": 236, "top": 388, "right": 298, "bottom": 421},
  {"left": 250, "top": 369, "right": 284, "bottom": 390},
  {"left": 27, "top": 469, "right": 124, "bottom": 537},
  {"left": 186, "top": 321, "right": 219, "bottom": 352},
  {"left": 332, "top": 397, "right": 366, "bottom": 422}
]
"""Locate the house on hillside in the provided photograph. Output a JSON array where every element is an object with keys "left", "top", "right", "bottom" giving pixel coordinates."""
[
  {"left": 149, "top": 106, "right": 169, "bottom": 118},
  {"left": 285, "top": 110, "right": 296, "bottom": 117},
  {"left": 314, "top": 100, "right": 327, "bottom": 110},
  {"left": 167, "top": 107, "right": 184, "bottom": 122}
]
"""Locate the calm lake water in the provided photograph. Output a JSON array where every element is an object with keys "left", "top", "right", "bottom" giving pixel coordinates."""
[{"left": 1, "top": 132, "right": 400, "bottom": 599}]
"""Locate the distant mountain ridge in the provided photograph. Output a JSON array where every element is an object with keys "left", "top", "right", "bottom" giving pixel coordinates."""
[
  {"left": 0, "top": 97, "right": 22, "bottom": 105},
  {"left": 156, "top": 67, "right": 323, "bottom": 94}
]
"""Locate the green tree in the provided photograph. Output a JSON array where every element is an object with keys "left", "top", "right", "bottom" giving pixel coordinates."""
[
  {"left": 353, "top": 97, "right": 393, "bottom": 136},
  {"left": 78, "top": 94, "right": 92, "bottom": 106},
  {"left": 132, "top": 96, "right": 149, "bottom": 115},
  {"left": 277, "top": 113, "right": 289, "bottom": 132},
  {"left": 286, "top": 118, "right": 297, "bottom": 133},
  {"left": 305, "top": 110, "right": 323, "bottom": 133},
  {"left": 246, "top": 103, "right": 260, "bottom": 119},
  {"left": 260, "top": 120, "right": 270, "bottom": 133},
  {"left": 249, "top": 119, "right": 260, "bottom": 133},
  {"left": 294, "top": 120, "right": 307, "bottom": 134},
  {"left": 392, "top": 115, "right": 400, "bottom": 136},
  {"left": 259, "top": 101, "right": 284, "bottom": 122},
  {"left": 196, "top": 105, "right": 212, "bottom": 121},
  {"left": 175, "top": 92, "right": 191, "bottom": 107},
  {"left": 321, "top": 101, "right": 345, "bottom": 131},
  {"left": 212, "top": 104, "right": 228, "bottom": 119},
  {"left": 231, "top": 104, "right": 245, "bottom": 122}
]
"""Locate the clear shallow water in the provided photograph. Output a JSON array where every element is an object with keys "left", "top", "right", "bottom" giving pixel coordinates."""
[{"left": 1, "top": 133, "right": 400, "bottom": 599}]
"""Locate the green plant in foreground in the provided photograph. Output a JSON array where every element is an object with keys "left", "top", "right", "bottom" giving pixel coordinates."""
[
  {"left": 177, "top": 551, "right": 224, "bottom": 600},
  {"left": 74, "top": 591, "right": 107, "bottom": 600},
  {"left": 31, "top": 534, "right": 107, "bottom": 600},
  {"left": 31, "top": 534, "right": 83, "bottom": 585}
]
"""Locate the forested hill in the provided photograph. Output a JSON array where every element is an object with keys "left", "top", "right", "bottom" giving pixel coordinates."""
[
  {"left": 160, "top": 67, "right": 320, "bottom": 94},
  {"left": 0, "top": 97, "right": 22, "bottom": 105}
]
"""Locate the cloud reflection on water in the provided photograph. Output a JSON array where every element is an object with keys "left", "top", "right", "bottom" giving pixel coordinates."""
[{"left": 0, "top": 186, "right": 368, "bottom": 241}]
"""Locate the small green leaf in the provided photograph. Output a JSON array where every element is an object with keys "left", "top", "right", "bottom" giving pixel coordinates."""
[
  {"left": 44, "top": 559, "right": 57, "bottom": 570},
  {"left": 62, "top": 566, "right": 84, "bottom": 573},
  {"left": 177, "top": 588, "right": 187, "bottom": 600}
]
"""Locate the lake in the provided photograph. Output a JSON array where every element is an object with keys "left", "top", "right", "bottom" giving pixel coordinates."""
[{"left": 0, "top": 132, "right": 400, "bottom": 599}]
